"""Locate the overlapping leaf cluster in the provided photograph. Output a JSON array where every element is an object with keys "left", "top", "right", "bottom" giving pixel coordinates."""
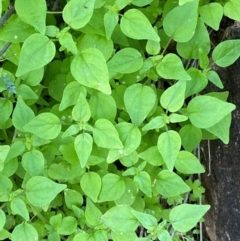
[{"left": 0, "top": 0, "right": 239, "bottom": 240}]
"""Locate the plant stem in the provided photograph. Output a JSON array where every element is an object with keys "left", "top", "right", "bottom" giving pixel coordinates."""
[{"left": 2, "top": 128, "right": 10, "bottom": 144}]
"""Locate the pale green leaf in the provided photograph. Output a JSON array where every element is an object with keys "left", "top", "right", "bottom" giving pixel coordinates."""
[
  {"left": 64, "top": 189, "right": 83, "bottom": 209},
  {"left": 57, "top": 216, "right": 77, "bottom": 235},
  {"left": 12, "top": 223, "right": 38, "bottom": 241},
  {"left": 63, "top": 0, "right": 95, "bottom": 29},
  {"left": 58, "top": 32, "right": 78, "bottom": 54},
  {"left": 224, "top": 0, "right": 240, "bottom": 21},
  {"left": 25, "top": 176, "right": 66, "bottom": 206},
  {"left": 169, "top": 113, "right": 188, "bottom": 123},
  {"left": 120, "top": 9, "right": 160, "bottom": 41},
  {"left": 187, "top": 96, "right": 236, "bottom": 128},
  {"left": 10, "top": 197, "right": 29, "bottom": 221},
  {"left": 138, "top": 146, "right": 164, "bottom": 166},
  {"left": 0, "top": 98, "right": 12, "bottom": 127},
  {"left": 104, "top": 11, "right": 119, "bottom": 40},
  {"left": 0, "top": 210, "right": 6, "bottom": 230},
  {"left": 16, "top": 34, "right": 55, "bottom": 76},
  {"left": 134, "top": 171, "right": 152, "bottom": 197},
  {"left": 0, "top": 145, "right": 10, "bottom": 172},
  {"left": 15, "top": 0, "right": 46, "bottom": 34},
  {"left": 74, "top": 133, "right": 93, "bottom": 168},
  {"left": 163, "top": 1, "right": 198, "bottom": 42},
  {"left": 71, "top": 48, "right": 111, "bottom": 94},
  {"left": 157, "top": 130, "right": 181, "bottom": 171},
  {"left": 207, "top": 70, "right": 223, "bottom": 89},
  {"left": 142, "top": 116, "right": 165, "bottom": 131},
  {"left": 124, "top": 84, "right": 156, "bottom": 126},
  {"left": 170, "top": 204, "right": 210, "bottom": 232},
  {"left": 23, "top": 113, "right": 61, "bottom": 140},
  {"left": 85, "top": 198, "right": 102, "bottom": 226}
]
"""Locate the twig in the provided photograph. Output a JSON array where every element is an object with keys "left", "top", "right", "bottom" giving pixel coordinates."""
[
  {"left": 0, "top": 5, "right": 15, "bottom": 27},
  {"left": 0, "top": 42, "right": 11, "bottom": 57},
  {"left": 207, "top": 140, "right": 211, "bottom": 176}
]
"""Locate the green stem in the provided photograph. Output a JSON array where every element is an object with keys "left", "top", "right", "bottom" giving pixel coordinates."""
[
  {"left": 47, "top": 11, "right": 62, "bottom": 14},
  {"left": 29, "top": 204, "right": 49, "bottom": 224},
  {"left": 160, "top": 38, "right": 172, "bottom": 56},
  {"left": 2, "top": 128, "right": 10, "bottom": 144}
]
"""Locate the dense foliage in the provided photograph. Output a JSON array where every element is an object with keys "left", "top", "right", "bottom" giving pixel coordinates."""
[{"left": 0, "top": 0, "right": 240, "bottom": 240}]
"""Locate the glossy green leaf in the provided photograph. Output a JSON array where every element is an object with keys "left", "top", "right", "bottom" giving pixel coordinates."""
[
  {"left": 57, "top": 216, "right": 77, "bottom": 235},
  {"left": 155, "top": 170, "right": 190, "bottom": 197},
  {"left": 131, "top": 210, "right": 157, "bottom": 230},
  {"left": 104, "top": 11, "right": 119, "bottom": 40},
  {"left": 16, "top": 34, "right": 55, "bottom": 76},
  {"left": 22, "top": 150, "right": 44, "bottom": 176},
  {"left": 0, "top": 209, "right": 6, "bottom": 230},
  {"left": 212, "top": 39, "right": 240, "bottom": 67},
  {"left": 89, "top": 92, "right": 117, "bottom": 121},
  {"left": 71, "top": 48, "right": 111, "bottom": 94},
  {"left": 0, "top": 98, "right": 12, "bottom": 127},
  {"left": 160, "top": 81, "right": 186, "bottom": 112},
  {"left": 25, "top": 176, "right": 67, "bottom": 206},
  {"left": 157, "top": 130, "right": 181, "bottom": 171},
  {"left": 175, "top": 151, "right": 205, "bottom": 174},
  {"left": 74, "top": 133, "right": 93, "bottom": 168},
  {"left": 85, "top": 198, "right": 102, "bottom": 226},
  {"left": 15, "top": 0, "right": 46, "bottom": 34},
  {"left": 134, "top": 171, "right": 152, "bottom": 197},
  {"left": 93, "top": 119, "right": 123, "bottom": 149},
  {"left": 72, "top": 93, "right": 91, "bottom": 122},
  {"left": 101, "top": 205, "right": 139, "bottom": 233},
  {"left": 12, "top": 223, "right": 38, "bottom": 241},
  {"left": 163, "top": 1, "right": 198, "bottom": 42},
  {"left": 224, "top": 0, "right": 240, "bottom": 21},
  {"left": 63, "top": 0, "right": 95, "bottom": 29},
  {"left": 177, "top": 18, "right": 210, "bottom": 59},
  {"left": 157, "top": 54, "right": 190, "bottom": 80},
  {"left": 124, "top": 84, "right": 156, "bottom": 126},
  {"left": 23, "top": 113, "right": 61, "bottom": 140},
  {"left": 120, "top": 9, "right": 160, "bottom": 41},
  {"left": 10, "top": 197, "right": 29, "bottom": 221},
  {"left": 179, "top": 124, "right": 202, "bottom": 152},
  {"left": 170, "top": 204, "right": 210, "bottom": 232},
  {"left": 187, "top": 96, "right": 236, "bottom": 128},
  {"left": 80, "top": 172, "right": 101, "bottom": 202},
  {"left": 98, "top": 173, "right": 125, "bottom": 202},
  {"left": 199, "top": 3, "right": 223, "bottom": 31},
  {"left": 107, "top": 48, "right": 143, "bottom": 75}
]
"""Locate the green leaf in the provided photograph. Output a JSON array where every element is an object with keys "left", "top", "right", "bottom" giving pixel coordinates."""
[
  {"left": 74, "top": 133, "right": 93, "bottom": 168},
  {"left": 25, "top": 176, "right": 67, "bottom": 206},
  {"left": 0, "top": 145, "right": 10, "bottom": 172},
  {"left": 98, "top": 173, "right": 125, "bottom": 202},
  {"left": 132, "top": 0, "right": 153, "bottom": 7},
  {"left": 0, "top": 16, "right": 36, "bottom": 43},
  {"left": 134, "top": 171, "right": 152, "bottom": 197},
  {"left": 101, "top": 205, "right": 139, "bottom": 233},
  {"left": 93, "top": 119, "right": 123, "bottom": 149},
  {"left": 207, "top": 70, "right": 223, "bottom": 89},
  {"left": 224, "top": 0, "right": 240, "bottom": 21},
  {"left": 187, "top": 96, "right": 236, "bottom": 128},
  {"left": 124, "top": 84, "right": 156, "bottom": 126},
  {"left": 142, "top": 116, "right": 165, "bottom": 131},
  {"left": 157, "top": 130, "right": 181, "bottom": 171},
  {"left": 107, "top": 48, "right": 143, "bottom": 75},
  {"left": 0, "top": 209, "right": 6, "bottom": 230},
  {"left": 156, "top": 54, "right": 191, "bottom": 80},
  {"left": 85, "top": 198, "right": 102, "bottom": 226},
  {"left": 64, "top": 189, "right": 83, "bottom": 209},
  {"left": 72, "top": 93, "right": 91, "bottom": 122},
  {"left": 59, "top": 82, "right": 86, "bottom": 111},
  {"left": 120, "top": 9, "right": 160, "bottom": 41},
  {"left": 71, "top": 48, "right": 111, "bottom": 95},
  {"left": 116, "top": 122, "right": 141, "bottom": 155},
  {"left": 160, "top": 81, "right": 186, "bottom": 112},
  {"left": 170, "top": 204, "right": 210, "bottom": 232},
  {"left": 155, "top": 170, "right": 190, "bottom": 197},
  {"left": 163, "top": 1, "right": 198, "bottom": 42},
  {"left": 0, "top": 98, "right": 12, "bottom": 127},
  {"left": 179, "top": 124, "right": 202, "bottom": 152},
  {"left": 131, "top": 210, "right": 158, "bottom": 230},
  {"left": 199, "top": 3, "right": 223, "bottom": 31},
  {"left": 10, "top": 197, "right": 29, "bottom": 221},
  {"left": 23, "top": 113, "right": 61, "bottom": 140},
  {"left": 212, "top": 39, "right": 240, "bottom": 67},
  {"left": 22, "top": 150, "right": 44, "bottom": 176},
  {"left": 63, "top": 0, "right": 95, "bottom": 29},
  {"left": 57, "top": 216, "right": 77, "bottom": 235},
  {"left": 157, "top": 230, "right": 172, "bottom": 241},
  {"left": 58, "top": 32, "right": 78, "bottom": 55},
  {"left": 146, "top": 39, "right": 161, "bottom": 55},
  {"left": 12, "top": 223, "right": 38, "bottom": 241},
  {"left": 175, "top": 151, "right": 205, "bottom": 174},
  {"left": 89, "top": 92, "right": 117, "bottom": 121},
  {"left": 138, "top": 146, "right": 164, "bottom": 166},
  {"left": 80, "top": 172, "right": 101, "bottom": 202},
  {"left": 15, "top": 0, "right": 46, "bottom": 34},
  {"left": 169, "top": 113, "right": 188, "bottom": 123},
  {"left": 177, "top": 18, "right": 210, "bottom": 59},
  {"left": 104, "top": 11, "right": 119, "bottom": 40},
  {"left": 111, "top": 231, "right": 138, "bottom": 241},
  {"left": 0, "top": 175, "right": 13, "bottom": 202},
  {"left": 16, "top": 34, "right": 55, "bottom": 76}
]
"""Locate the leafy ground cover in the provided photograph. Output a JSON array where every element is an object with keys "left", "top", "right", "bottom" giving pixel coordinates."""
[{"left": 0, "top": 0, "right": 240, "bottom": 240}]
